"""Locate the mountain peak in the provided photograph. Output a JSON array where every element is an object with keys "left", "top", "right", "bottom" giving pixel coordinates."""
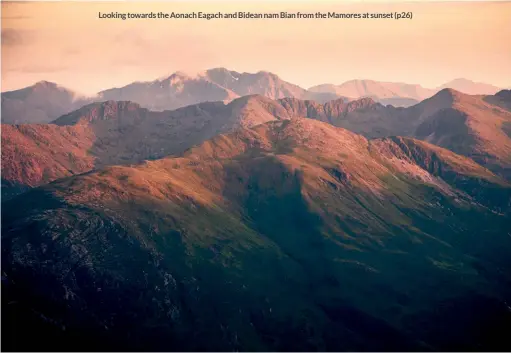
[
  {"left": 34, "top": 80, "right": 59, "bottom": 88},
  {"left": 206, "top": 67, "right": 232, "bottom": 74},
  {"left": 164, "top": 71, "right": 194, "bottom": 82},
  {"left": 432, "top": 87, "right": 464, "bottom": 101},
  {"left": 495, "top": 89, "right": 511, "bottom": 100},
  {"left": 447, "top": 78, "right": 473, "bottom": 84},
  {"left": 437, "top": 87, "right": 462, "bottom": 95},
  {"left": 31, "top": 80, "right": 69, "bottom": 93},
  {"left": 255, "top": 70, "right": 279, "bottom": 78},
  {"left": 52, "top": 100, "right": 144, "bottom": 126}
]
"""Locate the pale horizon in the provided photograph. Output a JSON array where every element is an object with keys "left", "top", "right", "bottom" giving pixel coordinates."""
[{"left": 2, "top": 1, "right": 510, "bottom": 95}]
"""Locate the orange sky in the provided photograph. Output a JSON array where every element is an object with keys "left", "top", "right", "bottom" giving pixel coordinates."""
[{"left": 2, "top": 1, "right": 510, "bottom": 94}]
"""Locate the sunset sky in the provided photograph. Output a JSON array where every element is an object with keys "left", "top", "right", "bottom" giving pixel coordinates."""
[{"left": 2, "top": 1, "right": 510, "bottom": 95}]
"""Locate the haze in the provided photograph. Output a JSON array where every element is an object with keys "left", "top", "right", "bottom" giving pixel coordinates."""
[{"left": 2, "top": 1, "right": 510, "bottom": 95}]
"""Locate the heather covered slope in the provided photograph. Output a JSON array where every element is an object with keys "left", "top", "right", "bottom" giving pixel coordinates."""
[
  {"left": 299, "top": 88, "right": 511, "bottom": 177},
  {"left": 0, "top": 123, "right": 96, "bottom": 199},
  {"left": 412, "top": 89, "right": 511, "bottom": 177},
  {"left": 3, "top": 119, "right": 510, "bottom": 351}
]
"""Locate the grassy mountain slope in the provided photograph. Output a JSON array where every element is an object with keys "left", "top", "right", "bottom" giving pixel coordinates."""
[{"left": 3, "top": 118, "right": 510, "bottom": 351}]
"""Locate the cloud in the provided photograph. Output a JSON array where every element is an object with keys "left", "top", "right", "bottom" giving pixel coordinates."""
[
  {"left": 1, "top": 28, "right": 34, "bottom": 46},
  {"left": 1, "top": 15, "right": 32, "bottom": 20},
  {"left": 1, "top": 1, "right": 33, "bottom": 20},
  {"left": 17, "top": 64, "right": 69, "bottom": 74},
  {"left": 113, "top": 30, "right": 153, "bottom": 50}
]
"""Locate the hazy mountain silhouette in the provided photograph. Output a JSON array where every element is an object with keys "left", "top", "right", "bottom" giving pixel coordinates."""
[
  {"left": 2, "top": 71, "right": 502, "bottom": 124},
  {"left": 1, "top": 81, "right": 93, "bottom": 124},
  {"left": 309, "top": 80, "right": 436, "bottom": 104},
  {"left": 438, "top": 78, "right": 501, "bottom": 95}
]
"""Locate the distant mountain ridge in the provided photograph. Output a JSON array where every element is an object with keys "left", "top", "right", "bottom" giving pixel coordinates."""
[
  {"left": 1, "top": 81, "right": 93, "bottom": 124},
  {"left": 2, "top": 69, "right": 503, "bottom": 123},
  {"left": 439, "top": 78, "right": 502, "bottom": 95},
  {"left": 96, "top": 68, "right": 348, "bottom": 111},
  {"left": 309, "top": 78, "right": 503, "bottom": 105},
  {"left": 308, "top": 80, "right": 436, "bottom": 103}
]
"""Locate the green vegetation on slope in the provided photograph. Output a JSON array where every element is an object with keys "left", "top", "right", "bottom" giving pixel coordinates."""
[{"left": 2, "top": 119, "right": 511, "bottom": 351}]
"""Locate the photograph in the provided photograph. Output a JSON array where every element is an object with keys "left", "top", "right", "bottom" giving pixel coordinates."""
[{"left": 1, "top": 0, "right": 510, "bottom": 351}]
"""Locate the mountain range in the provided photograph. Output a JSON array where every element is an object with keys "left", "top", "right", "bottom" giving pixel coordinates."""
[
  {"left": 308, "top": 78, "right": 502, "bottom": 106},
  {"left": 1, "top": 68, "right": 503, "bottom": 124},
  {"left": 3, "top": 118, "right": 511, "bottom": 351},
  {"left": 3, "top": 88, "right": 510, "bottom": 200},
  {"left": 2, "top": 68, "right": 510, "bottom": 351}
]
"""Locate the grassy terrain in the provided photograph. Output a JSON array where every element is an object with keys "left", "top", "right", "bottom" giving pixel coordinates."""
[{"left": 2, "top": 119, "right": 510, "bottom": 351}]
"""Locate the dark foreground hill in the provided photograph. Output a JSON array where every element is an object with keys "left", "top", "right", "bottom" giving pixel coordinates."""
[{"left": 2, "top": 119, "right": 511, "bottom": 351}]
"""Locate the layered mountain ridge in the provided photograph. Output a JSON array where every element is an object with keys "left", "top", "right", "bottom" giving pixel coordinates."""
[
  {"left": 2, "top": 69, "right": 503, "bottom": 124},
  {"left": 3, "top": 88, "right": 511, "bottom": 200}
]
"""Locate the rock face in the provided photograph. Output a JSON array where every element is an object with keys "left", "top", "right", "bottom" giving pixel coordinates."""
[
  {"left": 2, "top": 118, "right": 511, "bottom": 351},
  {"left": 1, "top": 81, "right": 93, "bottom": 124}
]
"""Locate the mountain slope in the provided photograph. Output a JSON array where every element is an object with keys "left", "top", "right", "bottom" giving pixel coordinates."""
[
  {"left": 484, "top": 89, "right": 511, "bottom": 113},
  {"left": 1, "top": 95, "right": 381, "bottom": 198},
  {"left": 300, "top": 88, "right": 511, "bottom": 177},
  {"left": 3, "top": 88, "right": 510, "bottom": 200},
  {"left": 204, "top": 68, "right": 308, "bottom": 100},
  {"left": 412, "top": 89, "right": 511, "bottom": 177},
  {"left": 1, "top": 81, "right": 93, "bottom": 124},
  {"left": 3, "top": 118, "right": 510, "bottom": 351},
  {"left": 0, "top": 97, "right": 292, "bottom": 198}
]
